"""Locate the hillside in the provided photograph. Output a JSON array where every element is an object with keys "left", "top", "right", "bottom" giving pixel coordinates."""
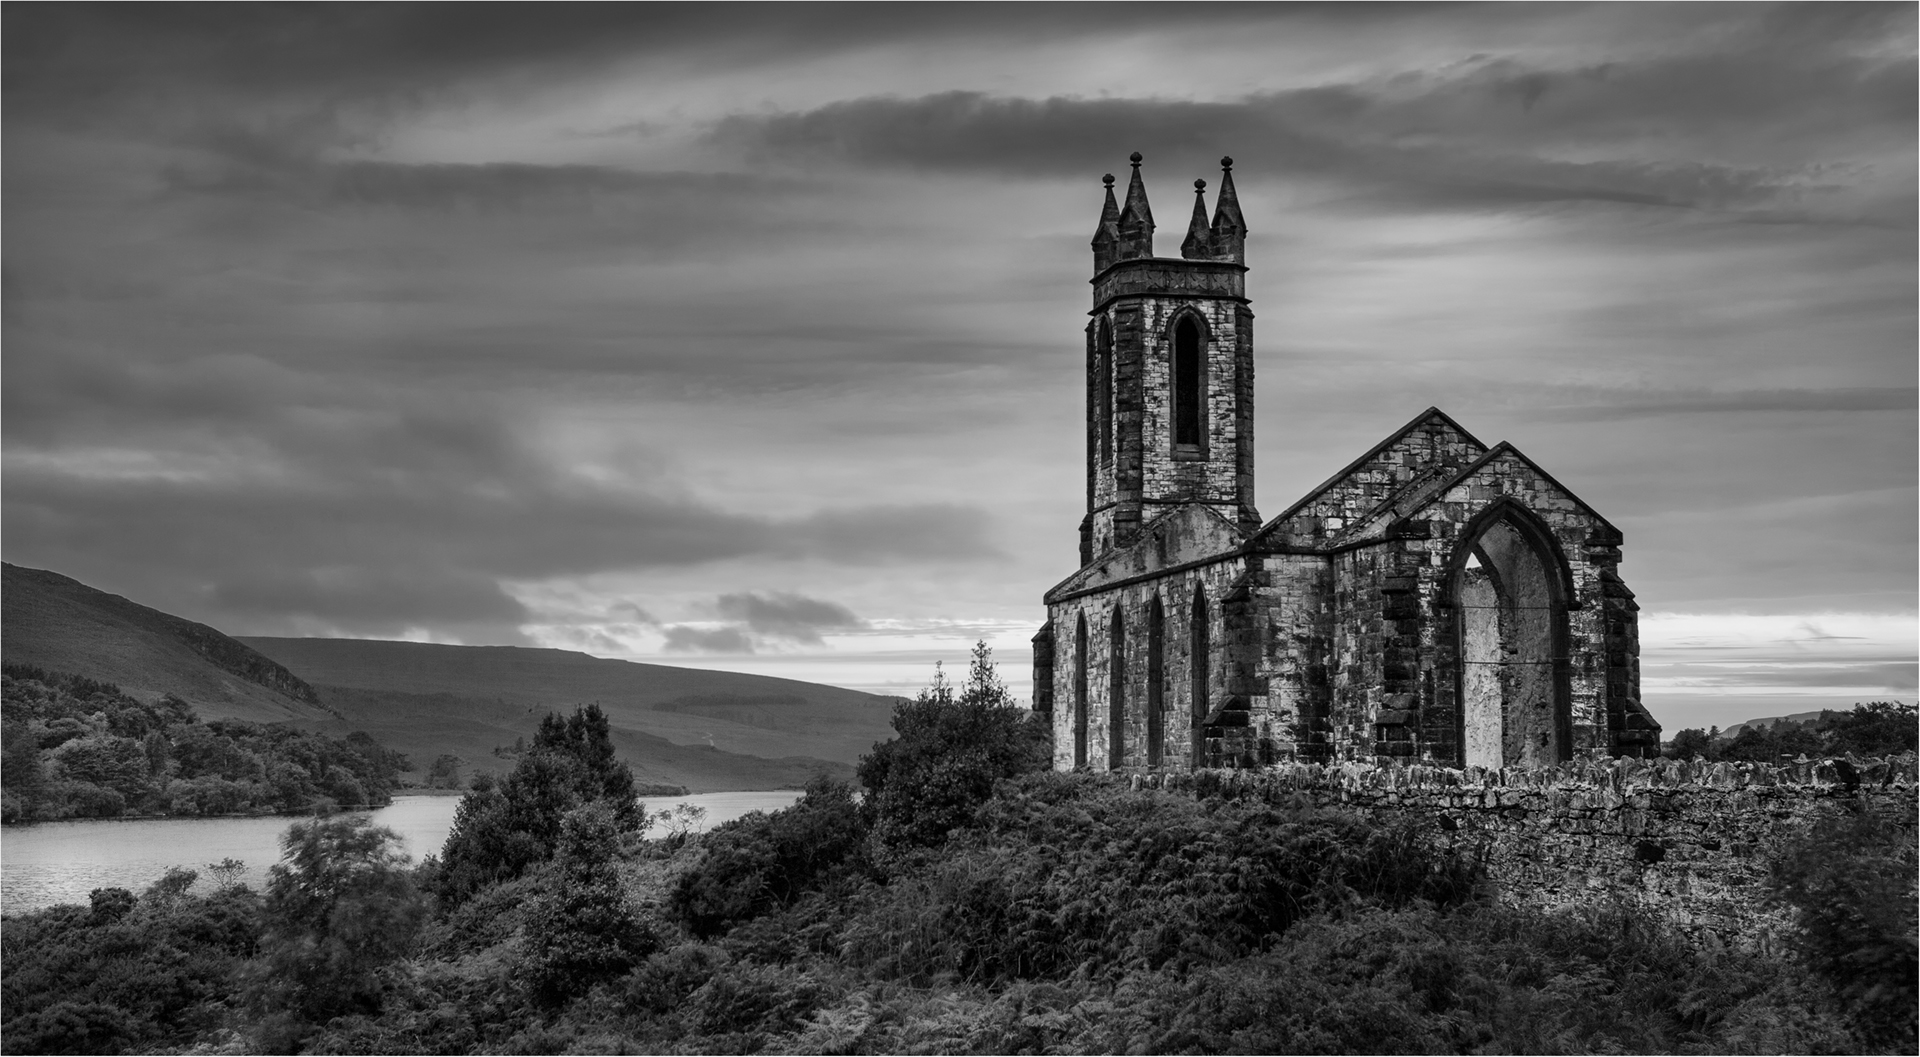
[
  {"left": 0, "top": 563, "right": 331, "bottom": 725},
  {"left": 239, "top": 637, "right": 898, "bottom": 789}
]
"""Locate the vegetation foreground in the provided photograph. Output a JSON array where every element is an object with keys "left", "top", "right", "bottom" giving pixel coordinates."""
[{"left": 3, "top": 649, "right": 1914, "bottom": 1055}]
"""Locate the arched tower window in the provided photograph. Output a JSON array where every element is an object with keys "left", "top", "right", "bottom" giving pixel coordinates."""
[
  {"left": 1173, "top": 316, "right": 1203, "bottom": 448},
  {"left": 1073, "top": 614, "right": 1090, "bottom": 769},
  {"left": 1147, "top": 596, "right": 1165, "bottom": 768},
  {"left": 1097, "top": 317, "right": 1114, "bottom": 465},
  {"left": 1109, "top": 607, "right": 1127, "bottom": 771},
  {"left": 1190, "top": 584, "right": 1210, "bottom": 768}
]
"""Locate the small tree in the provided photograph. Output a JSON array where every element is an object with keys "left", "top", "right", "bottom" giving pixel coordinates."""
[
  {"left": 1665, "top": 728, "right": 1711, "bottom": 761},
  {"left": 857, "top": 641, "right": 1050, "bottom": 850},
  {"left": 252, "top": 816, "right": 424, "bottom": 1022},
  {"left": 521, "top": 801, "right": 657, "bottom": 1006},
  {"left": 434, "top": 703, "right": 645, "bottom": 906}
]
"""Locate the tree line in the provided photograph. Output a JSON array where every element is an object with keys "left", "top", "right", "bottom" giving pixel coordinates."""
[{"left": 1, "top": 664, "right": 405, "bottom": 823}]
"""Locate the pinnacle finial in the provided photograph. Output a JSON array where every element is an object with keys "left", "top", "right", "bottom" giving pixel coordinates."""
[
  {"left": 1129, "top": 151, "right": 1143, "bottom": 165},
  {"left": 1103, "top": 173, "right": 1115, "bottom": 187},
  {"left": 1181, "top": 175, "right": 1212, "bottom": 260},
  {"left": 1208, "top": 155, "right": 1246, "bottom": 264}
]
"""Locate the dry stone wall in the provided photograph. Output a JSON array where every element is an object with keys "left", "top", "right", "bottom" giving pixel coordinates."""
[{"left": 1132, "top": 754, "right": 1919, "bottom": 942}]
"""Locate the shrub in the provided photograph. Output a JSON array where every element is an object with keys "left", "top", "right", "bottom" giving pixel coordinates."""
[
  {"left": 0, "top": 883, "right": 263, "bottom": 1054},
  {"left": 838, "top": 773, "right": 1481, "bottom": 985},
  {"left": 672, "top": 774, "right": 867, "bottom": 938},
  {"left": 521, "top": 801, "right": 659, "bottom": 1007},
  {"left": 1771, "top": 803, "right": 1919, "bottom": 1050},
  {"left": 434, "top": 704, "right": 643, "bottom": 906},
  {"left": 856, "top": 642, "right": 1050, "bottom": 851}
]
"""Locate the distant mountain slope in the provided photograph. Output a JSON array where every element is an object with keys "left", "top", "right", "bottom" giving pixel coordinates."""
[
  {"left": 240, "top": 637, "right": 899, "bottom": 774},
  {"left": 1718, "top": 710, "right": 1832, "bottom": 737},
  {"left": 1, "top": 563, "right": 331, "bottom": 724}
]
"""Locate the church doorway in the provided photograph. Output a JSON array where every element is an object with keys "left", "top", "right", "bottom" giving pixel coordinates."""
[{"left": 1453, "top": 509, "right": 1571, "bottom": 769}]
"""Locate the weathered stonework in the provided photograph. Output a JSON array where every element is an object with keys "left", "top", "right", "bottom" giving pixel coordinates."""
[
  {"left": 1043, "top": 155, "right": 1658, "bottom": 773},
  {"left": 1133, "top": 754, "right": 1919, "bottom": 941}
]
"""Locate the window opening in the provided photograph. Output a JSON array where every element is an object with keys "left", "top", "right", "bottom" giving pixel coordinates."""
[
  {"left": 1109, "top": 608, "right": 1126, "bottom": 770},
  {"left": 1098, "top": 318, "right": 1114, "bottom": 464},
  {"left": 1174, "top": 317, "right": 1202, "bottom": 447},
  {"left": 1147, "top": 596, "right": 1165, "bottom": 768},
  {"left": 1190, "top": 585, "right": 1210, "bottom": 767},
  {"left": 1073, "top": 615, "right": 1089, "bottom": 769}
]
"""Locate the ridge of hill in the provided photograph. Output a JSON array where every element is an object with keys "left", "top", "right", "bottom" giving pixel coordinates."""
[
  {"left": 0, "top": 563, "right": 331, "bottom": 724},
  {"left": 238, "top": 637, "right": 899, "bottom": 787}
]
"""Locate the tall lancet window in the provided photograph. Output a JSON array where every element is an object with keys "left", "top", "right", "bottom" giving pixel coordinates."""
[
  {"left": 1190, "top": 584, "right": 1210, "bottom": 767},
  {"left": 1097, "top": 317, "right": 1114, "bottom": 464},
  {"left": 1108, "top": 608, "right": 1126, "bottom": 770},
  {"left": 1147, "top": 596, "right": 1165, "bottom": 768},
  {"left": 1073, "top": 615, "right": 1089, "bottom": 769},
  {"left": 1173, "top": 316, "right": 1203, "bottom": 448}
]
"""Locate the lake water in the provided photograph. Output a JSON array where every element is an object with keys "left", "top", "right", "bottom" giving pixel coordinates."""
[{"left": 0, "top": 789, "right": 803, "bottom": 915}]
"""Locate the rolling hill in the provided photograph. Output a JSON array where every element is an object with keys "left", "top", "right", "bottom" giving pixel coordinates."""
[
  {"left": 2, "top": 563, "right": 900, "bottom": 792},
  {"left": 240, "top": 637, "right": 900, "bottom": 791},
  {"left": 1, "top": 563, "right": 332, "bottom": 724}
]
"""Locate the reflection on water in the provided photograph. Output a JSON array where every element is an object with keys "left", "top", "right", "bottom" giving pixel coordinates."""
[{"left": 0, "top": 789, "right": 802, "bottom": 914}]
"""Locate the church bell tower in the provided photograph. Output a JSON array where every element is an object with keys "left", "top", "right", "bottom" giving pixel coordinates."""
[{"left": 1081, "top": 153, "right": 1257, "bottom": 565}]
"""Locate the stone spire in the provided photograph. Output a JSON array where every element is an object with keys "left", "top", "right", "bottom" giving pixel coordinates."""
[
  {"left": 1208, "top": 156, "right": 1246, "bottom": 264},
  {"left": 1180, "top": 178, "right": 1211, "bottom": 260},
  {"left": 1091, "top": 172, "right": 1121, "bottom": 275},
  {"left": 1116, "top": 151, "right": 1154, "bottom": 260}
]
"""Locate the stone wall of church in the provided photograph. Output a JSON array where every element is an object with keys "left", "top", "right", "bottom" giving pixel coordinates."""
[
  {"left": 1046, "top": 556, "right": 1251, "bottom": 774},
  {"left": 1245, "top": 552, "right": 1334, "bottom": 759}
]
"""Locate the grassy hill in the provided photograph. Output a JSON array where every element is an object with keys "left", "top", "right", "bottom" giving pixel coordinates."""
[
  {"left": 0, "top": 563, "right": 332, "bottom": 725},
  {"left": 1, "top": 563, "right": 898, "bottom": 793},
  {"left": 238, "top": 637, "right": 899, "bottom": 790}
]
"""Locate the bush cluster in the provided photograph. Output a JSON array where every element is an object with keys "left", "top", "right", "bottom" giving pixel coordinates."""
[
  {"left": 1, "top": 665, "right": 404, "bottom": 823},
  {"left": 1667, "top": 701, "right": 1918, "bottom": 762}
]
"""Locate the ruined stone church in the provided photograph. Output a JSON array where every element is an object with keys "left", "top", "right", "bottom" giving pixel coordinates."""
[{"left": 1031, "top": 154, "right": 1661, "bottom": 771}]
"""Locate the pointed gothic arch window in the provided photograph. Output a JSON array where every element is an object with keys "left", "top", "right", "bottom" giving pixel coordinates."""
[
  {"left": 1190, "top": 584, "right": 1210, "bottom": 768},
  {"left": 1452, "top": 506, "right": 1572, "bottom": 769},
  {"left": 1173, "top": 315, "right": 1203, "bottom": 448},
  {"left": 1073, "top": 614, "right": 1089, "bottom": 769},
  {"left": 1147, "top": 596, "right": 1165, "bottom": 768},
  {"left": 1097, "top": 317, "right": 1114, "bottom": 465}
]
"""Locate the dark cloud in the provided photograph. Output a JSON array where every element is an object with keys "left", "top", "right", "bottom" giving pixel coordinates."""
[
  {"left": 610, "top": 601, "right": 656, "bottom": 624},
  {"left": 0, "top": 372, "right": 996, "bottom": 639},
  {"left": 715, "top": 591, "right": 862, "bottom": 644},
  {"left": 1, "top": 4, "right": 1447, "bottom": 113},
  {"left": 709, "top": 90, "right": 1800, "bottom": 211},
  {"left": 709, "top": 26, "right": 1913, "bottom": 216},
  {"left": 661, "top": 625, "right": 754, "bottom": 654}
]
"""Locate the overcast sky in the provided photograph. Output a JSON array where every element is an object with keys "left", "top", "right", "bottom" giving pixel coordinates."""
[{"left": 4, "top": 4, "right": 1914, "bottom": 729}]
